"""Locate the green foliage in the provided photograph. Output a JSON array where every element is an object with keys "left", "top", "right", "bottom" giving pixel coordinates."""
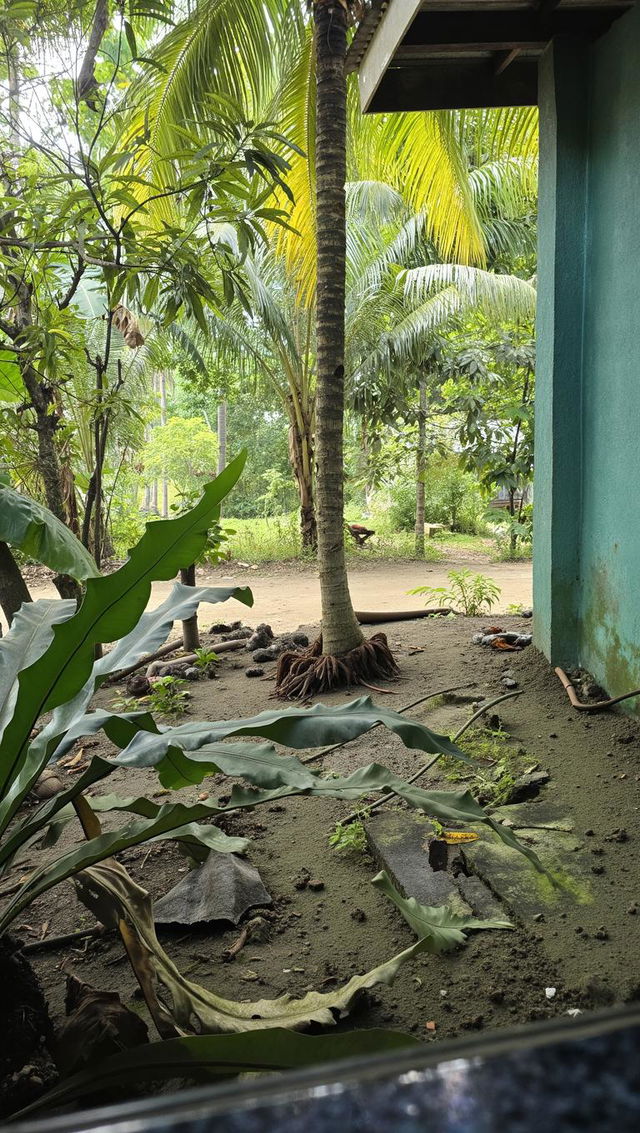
[
  {"left": 386, "top": 461, "right": 485, "bottom": 535},
  {"left": 193, "top": 646, "right": 219, "bottom": 671},
  {"left": 409, "top": 568, "right": 501, "bottom": 616},
  {"left": 142, "top": 417, "right": 218, "bottom": 496},
  {"left": 148, "top": 676, "right": 191, "bottom": 718},
  {"left": 329, "top": 816, "right": 368, "bottom": 854},
  {"left": 372, "top": 870, "right": 512, "bottom": 951},
  {"left": 0, "top": 485, "right": 99, "bottom": 580},
  {"left": 437, "top": 726, "right": 530, "bottom": 807},
  {"left": 20, "top": 1028, "right": 419, "bottom": 1115},
  {"left": 226, "top": 513, "right": 303, "bottom": 562},
  {"left": 490, "top": 506, "right": 533, "bottom": 561}
]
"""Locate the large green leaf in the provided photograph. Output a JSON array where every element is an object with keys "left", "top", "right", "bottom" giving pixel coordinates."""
[
  {"left": 93, "top": 581, "right": 253, "bottom": 679},
  {"left": 17, "top": 1027, "right": 419, "bottom": 1115},
  {"left": 0, "top": 453, "right": 246, "bottom": 809},
  {"left": 0, "top": 485, "right": 99, "bottom": 581},
  {"left": 113, "top": 695, "right": 471, "bottom": 784},
  {"left": 372, "top": 870, "right": 513, "bottom": 953},
  {"left": 0, "top": 599, "right": 76, "bottom": 746},
  {"left": 44, "top": 582, "right": 253, "bottom": 766}
]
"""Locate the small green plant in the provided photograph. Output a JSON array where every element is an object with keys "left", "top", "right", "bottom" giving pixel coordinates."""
[
  {"left": 409, "top": 568, "right": 501, "bottom": 616},
  {"left": 193, "top": 646, "right": 219, "bottom": 672},
  {"left": 149, "top": 676, "right": 191, "bottom": 718},
  {"left": 329, "top": 815, "right": 368, "bottom": 853},
  {"left": 110, "top": 694, "right": 145, "bottom": 713},
  {"left": 507, "top": 602, "right": 524, "bottom": 615}
]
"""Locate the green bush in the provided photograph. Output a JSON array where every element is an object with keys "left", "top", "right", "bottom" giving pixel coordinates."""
[{"left": 385, "top": 463, "right": 486, "bottom": 535}]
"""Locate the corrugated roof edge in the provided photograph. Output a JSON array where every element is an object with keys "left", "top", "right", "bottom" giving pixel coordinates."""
[{"left": 345, "top": 0, "right": 389, "bottom": 72}]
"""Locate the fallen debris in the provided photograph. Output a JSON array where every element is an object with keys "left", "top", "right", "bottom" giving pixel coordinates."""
[
  {"left": 154, "top": 851, "right": 272, "bottom": 926},
  {"left": 56, "top": 974, "right": 148, "bottom": 1074},
  {"left": 222, "top": 915, "right": 270, "bottom": 962},
  {"left": 472, "top": 632, "right": 532, "bottom": 650}
]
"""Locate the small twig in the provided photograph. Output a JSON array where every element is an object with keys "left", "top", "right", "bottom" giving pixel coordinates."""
[
  {"left": 222, "top": 924, "right": 250, "bottom": 962},
  {"left": 222, "top": 916, "right": 265, "bottom": 962},
  {"left": 20, "top": 926, "right": 105, "bottom": 953},
  {"left": 300, "top": 683, "right": 476, "bottom": 766},
  {"left": 359, "top": 681, "right": 397, "bottom": 695},
  {"left": 339, "top": 689, "right": 523, "bottom": 827}
]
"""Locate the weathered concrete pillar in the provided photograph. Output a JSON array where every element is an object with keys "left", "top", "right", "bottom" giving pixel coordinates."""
[{"left": 533, "top": 39, "right": 589, "bottom": 665}]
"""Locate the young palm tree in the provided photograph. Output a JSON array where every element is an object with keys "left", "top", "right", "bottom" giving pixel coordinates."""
[{"left": 273, "top": 0, "right": 400, "bottom": 696}]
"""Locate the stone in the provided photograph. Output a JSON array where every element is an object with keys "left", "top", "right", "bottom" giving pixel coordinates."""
[
  {"left": 245, "top": 667, "right": 264, "bottom": 678},
  {"left": 505, "top": 770, "right": 550, "bottom": 803},
  {"left": 502, "top": 677, "right": 518, "bottom": 689},
  {"left": 247, "top": 624, "right": 275, "bottom": 650}
]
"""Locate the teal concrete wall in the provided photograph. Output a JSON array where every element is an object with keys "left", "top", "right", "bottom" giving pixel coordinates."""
[{"left": 535, "top": 5, "right": 640, "bottom": 701}]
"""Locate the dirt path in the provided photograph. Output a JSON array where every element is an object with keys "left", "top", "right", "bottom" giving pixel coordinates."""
[{"left": 13, "top": 558, "right": 532, "bottom": 633}]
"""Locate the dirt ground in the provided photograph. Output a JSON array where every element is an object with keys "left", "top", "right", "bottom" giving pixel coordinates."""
[
  {"left": 11, "top": 607, "right": 640, "bottom": 1090},
  {"left": 7, "top": 556, "right": 532, "bottom": 634}
]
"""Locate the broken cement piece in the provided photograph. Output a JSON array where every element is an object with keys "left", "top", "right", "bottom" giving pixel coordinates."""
[
  {"left": 365, "top": 811, "right": 472, "bottom": 915},
  {"left": 154, "top": 851, "right": 272, "bottom": 926}
]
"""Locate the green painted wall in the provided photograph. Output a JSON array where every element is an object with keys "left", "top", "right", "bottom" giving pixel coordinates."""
[{"left": 535, "top": 7, "right": 640, "bottom": 702}]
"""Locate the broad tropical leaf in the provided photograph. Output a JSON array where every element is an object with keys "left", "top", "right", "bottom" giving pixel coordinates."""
[
  {"left": 372, "top": 870, "right": 513, "bottom": 953},
  {"left": 17, "top": 1027, "right": 419, "bottom": 1115},
  {"left": 0, "top": 486, "right": 99, "bottom": 582},
  {"left": 113, "top": 695, "right": 469, "bottom": 780},
  {"left": 0, "top": 454, "right": 246, "bottom": 811},
  {"left": 0, "top": 599, "right": 76, "bottom": 746}
]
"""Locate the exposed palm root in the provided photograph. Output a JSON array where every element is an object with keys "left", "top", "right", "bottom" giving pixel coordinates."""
[{"left": 274, "top": 632, "right": 399, "bottom": 700}]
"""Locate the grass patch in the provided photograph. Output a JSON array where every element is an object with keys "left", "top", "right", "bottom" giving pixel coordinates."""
[
  {"left": 440, "top": 725, "right": 531, "bottom": 807},
  {"left": 224, "top": 514, "right": 304, "bottom": 563}
]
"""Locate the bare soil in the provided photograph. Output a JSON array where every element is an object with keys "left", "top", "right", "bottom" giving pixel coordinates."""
[
  {"left": 11, "top": 609, "right": 640, "bottom": 1091},
  {"left": 8, "top": 557, "right": 532, "bottom": 634}
]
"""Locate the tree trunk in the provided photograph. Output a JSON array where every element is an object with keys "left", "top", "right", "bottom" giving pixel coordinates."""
[
  {"left": 313, "top": 0, "right": 363, "bottom": 656},
  {"left": 217, "top": 400, "right": 227, "bottom": 475},
  {"left": 414, "top": 379, "right": 427, "bottom": 557},
  {"left": 0, "top": 541, "right": 31, "bottom": 625},
  {"left": 159, "top": 372, "right": 169, "bottom": 517},
  {"left": 287, "top": 396, "right": 317, "bottom": 550},
  {"left": 180, "top": 564, "right": 200, "bottom": 651}
]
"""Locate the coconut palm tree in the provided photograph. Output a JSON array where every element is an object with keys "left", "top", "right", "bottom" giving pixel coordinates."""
[{"left": 119, "top": 0, "right": 538, "bottom": 694}]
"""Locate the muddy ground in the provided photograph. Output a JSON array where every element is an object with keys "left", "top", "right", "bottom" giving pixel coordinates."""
[{"left": 9, "top": 609, "right": 640, "bottom": 1080}]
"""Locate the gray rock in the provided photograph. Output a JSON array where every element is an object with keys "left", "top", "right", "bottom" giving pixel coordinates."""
[
  {"left": 183, "top": 666, "right": 201, "bottom": 681},
  {"left": 154, "top": 852, "right": 272, "bottom": 926},
  {"left": 502, "top": 677, "right": 518, "bottom": 689},
  {"left": 505, "top": 770, "right": 550, "bottom": 803},
  {"left": 245, "top": 666, "right": 265, "bottom": 678},
  {"left": 247, "top": 623, "right": 274, "bottom": 650},
  {"left": 252, "top": 648, "right": 275, "bottom": 663},
  {"left": 221, "top": 626, "right": 253, "bottom": 641}
]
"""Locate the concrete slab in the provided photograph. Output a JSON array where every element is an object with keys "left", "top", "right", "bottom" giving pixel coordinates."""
[
  {"left": 462, "top": 800, "right": 593, "bottom": 921},
  {"left": 365, "top": 810, "right": 472, "bottom": 915}
]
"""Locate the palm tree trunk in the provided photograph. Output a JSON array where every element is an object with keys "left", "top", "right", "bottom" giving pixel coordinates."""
[
  {"left": 414, "top": 379, "right": 427, "bottom": 557},
  {"left": 159, "top": 372, "right": 169, "bottom": 518},
  {"left": 313, "top": 0, "right": 362, "bottom": 656},
  {"left": 287, "top": 395, "right": 317, "bottom": 549},
  {"left": 217, "top": 400, "right": 227, "bottom": 475}
]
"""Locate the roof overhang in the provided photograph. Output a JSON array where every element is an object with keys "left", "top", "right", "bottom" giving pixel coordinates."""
[{"left": 348, "top": 0, "right": 634, "bottom": 112}]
